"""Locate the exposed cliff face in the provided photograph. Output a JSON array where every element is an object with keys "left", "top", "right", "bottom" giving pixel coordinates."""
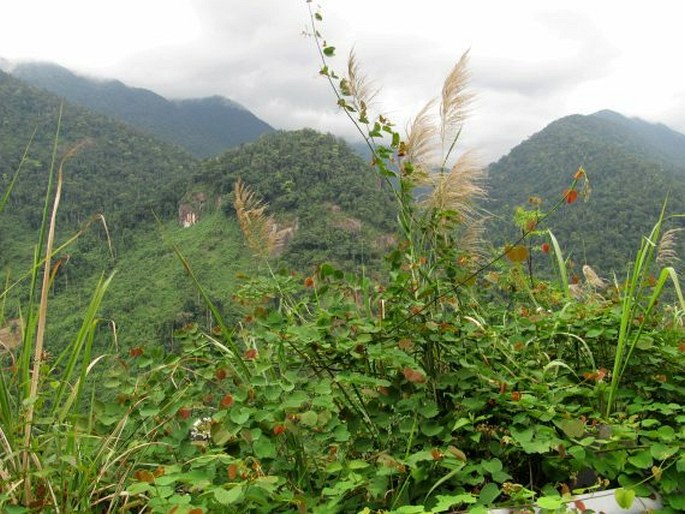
[{"left": 178, "top": 192, "right": 208, "bottom": 228}]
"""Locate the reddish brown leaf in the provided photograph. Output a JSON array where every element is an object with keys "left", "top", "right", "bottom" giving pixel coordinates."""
[
  {"left": 133, "top": 469, "right": 155, "bottom": 483},
  {"left": 402, "top": 367, "right": 426, "bottom": 384},
  {"left": 563, "top": 189, "right": 578, "bottom": 204}
]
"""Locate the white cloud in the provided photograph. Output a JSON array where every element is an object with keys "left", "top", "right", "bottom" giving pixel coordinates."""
[{"left": 3, "top": 0, "right": 685, "bottom": 162}]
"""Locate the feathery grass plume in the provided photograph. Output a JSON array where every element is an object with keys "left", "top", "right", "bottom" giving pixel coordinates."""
[
  {"left": 345, "top": 50, "right": 378, "bottom": 119},
  {"left": 458, "top": 215, "right": 489, "bottom": 267},
  {"left": 233, "top": 178, "right": 289, "bottom": 258},
  {"left": 423, "top": 151, "right": 486, "bottom": 221},
  {"left": 440, "top": 51, "right": 474, "bottom": 164},
  {"left": 582, "top": 264, "right": 607, "bottom": 289},
  {"left": 405, "top": 99, "right": 438, "bottom": 181},
  {"left": 657, "top": 228, "right": 682, "bottom": 266}
]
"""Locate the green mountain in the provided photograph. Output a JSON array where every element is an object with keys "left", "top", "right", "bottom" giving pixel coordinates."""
[
  {"left": 9, "top": 61, "right": 274, "bottom": 158},
  {"left": 191, "top": 129, "right": 397, "bottom": 270},
  {"left": 1, "top": 70, "right": 396, "bottom": 351},
  {"left": 487, "top": 110, "right": 685, "bottom": 276},
  {"left": 43, "top": 130, "right": 395, "bottom": 350},
  {"left": 0, "top": 69, "right": 196, "bottom": 259}
]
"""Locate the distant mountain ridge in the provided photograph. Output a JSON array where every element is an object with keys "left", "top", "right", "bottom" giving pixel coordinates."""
[
  {"left": 487, "top": 109, "right": 685, "bottom": 274},
  {"left": 8, "top": 61, "right": 274, "bottom": 158}
]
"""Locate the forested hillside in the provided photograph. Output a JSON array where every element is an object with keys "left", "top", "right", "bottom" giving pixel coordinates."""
[
  {"left": 9, "top": 62, "right": 274, "bottom": 158},
  {"left": 0, "top": 70, "right": 196, "bottom": 266},
  {"left": 487, "top": 110, "right": 685, "bottom": 275},
  {"left": 192, "top": 129, "right": 397, "bottom": 270},
  {"left": 1, "top": 71, "right": 396, "bottom": 351}
]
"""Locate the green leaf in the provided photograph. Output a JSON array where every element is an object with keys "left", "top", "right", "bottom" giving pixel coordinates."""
[
  {"left": 229, "top": 407, "right": 251, "bottom": 425},
  {"left": 635, "top": 334, "right": 654, "bottom": 349},
  {"left": 323, "top": 46, "right": 336, "bottom": 57},
  {"left": 3, "top": 507, "right": 30, "bottom": 514},
  {"left": 214, "top": 485, "right": 243, "bottom": 505},
  {"left": 650, "top": 443, "right": 678, "bottom": 460},
  {"left": 656, "top": 425, "right": 675, "bottom": 441},
  {"left": 253, "top": 437, "right": 276, "bottom": 459},
  {"left": 478, "top": 482, "right": 500, "bottom": 505},
  {"left": 393, "top": 507, "right": 429, "bottom": 514},
  {"left": 676, "top": 456, "right": 685, "bottom": 472},
  {"left": 126, "top": 482, "right": 152, "bottom": 495},
  {"left": 432, "top": 493, "right": 476, "bottom": 512},
  {"left": 420, "top": 421, "right": 443, "bottom": 437},
  {"left": 348, "top": 459, "right": 370, "bottom": 470},
  {"left": 420, "top": 403, "right": 440, "bottom": 419},
  {"left": 452, "top": 417, "right": 471, "bottom": 432},
  {"left": 481, "top": 459, "right": 502, "bottom": 474},
  {"left": 627, "top": 450, "right": 652, "bottom": 469},
  {"left": 668, "top": 493, "right": 685, "bottom": 509},
  {"left": 556, "top": 418, "right": 585, "bottom": 439},
  {"left": 614, "top": 488, "right": 635, "bottom": 509},
  {"left": 299, "top": 410, "right": 318, "bottom": 427},
  {"left": 536, "top": 495, "right": 564, "bottom": 510}
]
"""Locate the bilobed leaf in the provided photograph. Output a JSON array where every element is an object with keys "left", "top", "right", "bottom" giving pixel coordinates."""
[
  {"left": 214, "top": 485, "right": 243, "bottom": 505},
  {"left": 615, "top": 488, "right": 635, "bottom": 509},
  {"left": 556, "top": 418, "right": 585, "bottom": 439}
]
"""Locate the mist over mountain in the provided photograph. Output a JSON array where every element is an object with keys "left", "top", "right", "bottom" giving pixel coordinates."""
[
  {"left": 487, "top": 109, "right": 685, "bottom": 275},
  {"left": 9, "top": 61, "right": 274, "bottom": 158}
]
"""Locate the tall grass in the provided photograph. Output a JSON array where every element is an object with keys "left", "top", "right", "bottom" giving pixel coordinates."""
[
  {"left": 0, "top": 115, "right": 149, "bottom": 511},
  {"left": 605, "top": 204, "right": 685, "bottom": 415}
]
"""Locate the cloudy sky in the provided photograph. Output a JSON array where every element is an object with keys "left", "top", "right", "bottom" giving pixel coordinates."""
[{"left": 2, "top": 0, "right": 685, "bottom": 162}]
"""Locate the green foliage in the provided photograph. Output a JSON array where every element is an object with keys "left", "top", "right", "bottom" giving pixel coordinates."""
[
  {"left": 488, "top": 110, "right": 685, "bottom": 277},
  {"left": 1, "top": 7, "right": 684, "bottom": 514},
  {"left": 193, "top": 128, "right": 397, "bottom": 271}
]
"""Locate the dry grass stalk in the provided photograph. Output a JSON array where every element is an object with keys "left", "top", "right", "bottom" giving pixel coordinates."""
[
  {"left": 23, "top": 143, "right": 81, "bottom": 500},
  {"left": 233, "top": 179, "right": 290, "bottom": 258},
  {"left": 657, "top": 228, "right": 682, "bottom": 266}
]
